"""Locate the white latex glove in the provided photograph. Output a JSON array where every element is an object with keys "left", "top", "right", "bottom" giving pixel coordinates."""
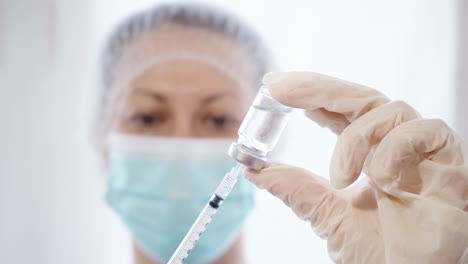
[{"left": 245, "top": 72, "right": 468, "bottom": 264}]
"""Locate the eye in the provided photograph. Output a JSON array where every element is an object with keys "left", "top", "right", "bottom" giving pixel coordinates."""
[
  {"left": 132, "top": 113, "right": 164, "bottom": 126},
  {"left": 211, "top": 116, "right": 228, "bottom": 127},
  {"left": 206, "top": 115, "right": 239, "bottom": 130}
]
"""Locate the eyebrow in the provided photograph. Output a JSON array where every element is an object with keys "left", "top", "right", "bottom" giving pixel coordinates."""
[
  {"left": 134, "top": 90, "right": 166, "bottom": 103},
  {"left": 202, "top": 93, "right": 230, "bottom": 104}
]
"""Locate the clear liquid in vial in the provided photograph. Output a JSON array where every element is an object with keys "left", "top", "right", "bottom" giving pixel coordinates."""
[{"left": 238, "top": 105, "right": 291, "bottom": 155}]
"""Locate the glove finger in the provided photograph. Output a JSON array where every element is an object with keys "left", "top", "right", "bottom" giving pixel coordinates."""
[
  {"left": 263, "top": 72, "right": 389, "bottom": 123},
  {"left": 305, "top": 108, "right": 350, "bottom": 135},
  {"left": 368, "top": 118, "right": 468, "bottom": 209},
  {"left": 330, "top": 100, "right": 421, "bottom": 188},
  {"left": 244, "top": 162, "right": 347, "bottom": 239}
]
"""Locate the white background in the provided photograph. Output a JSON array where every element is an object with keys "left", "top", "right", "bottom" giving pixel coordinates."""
[{"left": 0, "top": 0, "right": 464, "bottom": 263}]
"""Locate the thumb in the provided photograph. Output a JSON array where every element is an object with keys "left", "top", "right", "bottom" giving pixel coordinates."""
[{"left": 244, "top": 162, "right": 348, "bottom": 239}]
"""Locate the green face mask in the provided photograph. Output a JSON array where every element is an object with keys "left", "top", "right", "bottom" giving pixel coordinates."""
[{"left": 105, "top": 133, "right": 254, "bottom": 263}]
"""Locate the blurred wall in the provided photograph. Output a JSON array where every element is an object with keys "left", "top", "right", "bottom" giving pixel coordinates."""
[
  {"left": 455, "top": 0, "right": 468, "bottom": 142},
  {"left": 0, "top": 0, "right": 115, "bottom": 263}
]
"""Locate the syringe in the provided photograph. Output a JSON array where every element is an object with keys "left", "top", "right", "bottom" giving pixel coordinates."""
[{"left": 167, "top": 86, "right": 292, "bottom": 264}]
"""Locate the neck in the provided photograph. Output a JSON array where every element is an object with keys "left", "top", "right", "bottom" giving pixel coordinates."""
[{"left": 133, "top": 231, "right": 245, "bottom": 264}]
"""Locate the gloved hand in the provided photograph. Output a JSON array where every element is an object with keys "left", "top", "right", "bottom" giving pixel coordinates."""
[{"left": 245, "top": 72, "right": 468, "bottom": 263}]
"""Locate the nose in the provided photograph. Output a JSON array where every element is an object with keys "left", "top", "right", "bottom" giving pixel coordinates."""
[{"left": 171, "top": 114, "right": 195, "bottom": 137}]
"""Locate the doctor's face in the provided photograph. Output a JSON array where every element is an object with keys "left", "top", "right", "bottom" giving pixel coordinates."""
[{"left": 111, "top": 59, "right": 255, "bottom": 138}]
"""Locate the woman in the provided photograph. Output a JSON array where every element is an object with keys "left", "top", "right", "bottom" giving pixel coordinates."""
[{"left": 95, "top": 3, "right": 270, "bottom": 264}]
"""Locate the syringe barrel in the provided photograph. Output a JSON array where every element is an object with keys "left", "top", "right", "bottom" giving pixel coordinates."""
[{"left": 229, "top": 86, "right": 292, "bottom": 169}]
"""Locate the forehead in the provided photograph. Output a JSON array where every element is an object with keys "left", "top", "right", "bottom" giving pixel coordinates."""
[{"left": 131, "top": 59, "right": 248, "bottom": 98}]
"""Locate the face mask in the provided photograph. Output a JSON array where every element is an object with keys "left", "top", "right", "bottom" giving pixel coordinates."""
[{"left": 105, "top": 133, "right": 254, "bottom": 263}]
